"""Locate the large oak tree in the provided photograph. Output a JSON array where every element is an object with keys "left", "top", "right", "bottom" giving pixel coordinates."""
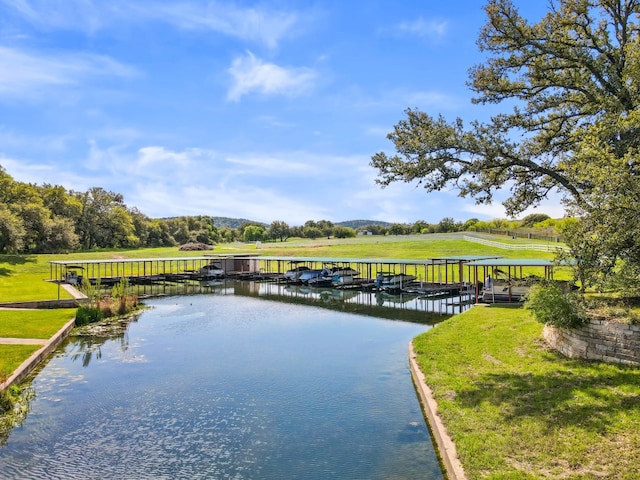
[{"left": 371, "top": 0, "right": 640, "bottom": 290}]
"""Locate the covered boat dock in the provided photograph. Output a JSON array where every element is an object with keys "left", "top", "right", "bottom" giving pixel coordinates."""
[
  {"left": 465, "top": 258, "right": 560, "bottom": 303},
  {"left": 49, "top": 254, "right": 503, "bottom": 295}
]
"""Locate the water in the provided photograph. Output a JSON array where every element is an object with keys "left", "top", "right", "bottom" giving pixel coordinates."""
[{"left": 0, "top": 291, "right": 446, "bottom": 479}]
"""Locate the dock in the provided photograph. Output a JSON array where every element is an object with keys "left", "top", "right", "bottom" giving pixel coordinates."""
[{"left": 49, "top": 254, "right": 504, "bottom": 299}]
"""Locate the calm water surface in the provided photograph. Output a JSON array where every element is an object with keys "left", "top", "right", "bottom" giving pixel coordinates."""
[{"left": 0, "top": 294, "right": 445, "bottom": 479}]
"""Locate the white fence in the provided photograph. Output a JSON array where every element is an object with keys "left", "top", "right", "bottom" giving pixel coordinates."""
[{"left": 463, "top": 235, "right": 569, "bottom": 252}]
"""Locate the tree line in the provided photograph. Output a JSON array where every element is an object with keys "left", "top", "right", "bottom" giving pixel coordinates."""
[
  {"left": 0, "top": 166, "right": 218, "bottom": 253},
  {"left": 0, "top": 165, "right": 565, "bottom": 254}
]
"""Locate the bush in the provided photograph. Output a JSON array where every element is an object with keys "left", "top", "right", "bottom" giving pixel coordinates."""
[
  {"left": 75, "top": 306, "right": 103, "bottom": 327},
  {"left": 524, "top": 282, "right": 588, "bottom": 329}
]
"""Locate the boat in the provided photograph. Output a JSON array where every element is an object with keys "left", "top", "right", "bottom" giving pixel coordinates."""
[
  {"left": 325, "top": 264, "right": 359, "bottom": 286},
  {"left": 374, "top": 273, "right": 417, "bottom": 290},
  {"left": 482, "top": 279, "right": 530, "bottom": 302},
  {"left": 64, "top": 266, "right": 84, "bottom": 285},
  {"left": 284, "top": 263, "right": 311, "bottom": 282},
  {"left": 198, "top": 262, "right": 225, "bottom": 279},
  {"left": 299, "top": 268, "right": 329, "bottom": 285},
  {"left": 481, "top": 271, "right": 546, "bottom": 303},
  {"left": 306, "top": 274, "right": 334, "bottom": 287}
]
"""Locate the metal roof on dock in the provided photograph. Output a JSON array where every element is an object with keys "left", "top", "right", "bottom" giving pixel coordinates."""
[
  {"left": 465, "top": 258, "right": 574, "bottom": 267},
  {"left": 465, "top": 258, "right": 556, "bottom": 267},
  {"left": 235, "top": 255, "right": 503, "bottom": 265},
  {"left": 49, "top": 254, "right": 504, "bottom": 266},
  {"left": 49, "top": 256, "right": 215, "bottom": 266}
]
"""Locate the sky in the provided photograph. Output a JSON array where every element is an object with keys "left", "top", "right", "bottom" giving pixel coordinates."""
[{"left": 0, "top": 0, "right": 563, "bottom": 226}]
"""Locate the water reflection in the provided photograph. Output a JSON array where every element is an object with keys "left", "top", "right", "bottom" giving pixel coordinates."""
[
  {"left": 229, "top": 280, "right": 472, "bottom": 324},
  {"left": 113, "top": 277, "right": 472, "bottom": 324},
  {"left": 0, "top": 284, "right": 449, "bottom": 479},
  {"left": 68, "top": 313, "right": 141, "bottom": 367}
]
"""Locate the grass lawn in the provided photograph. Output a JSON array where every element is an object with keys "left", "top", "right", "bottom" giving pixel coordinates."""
[
  {"left": 0, "top": 309, "right": 76, "bottom": 339},
  {"left": 414, "top": 305, "right": 640, "bottom": 479},
  {"left": 0, "top": 345, "right": 42, "bottom": 379}
]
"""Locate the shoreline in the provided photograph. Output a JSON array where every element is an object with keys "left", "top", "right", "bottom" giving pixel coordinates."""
[
  {"left": 409, "top": 340, "right": 467, "bottom": 480},
  {"left": 0, "top": 318, "right": 75, "bottom": 392}
]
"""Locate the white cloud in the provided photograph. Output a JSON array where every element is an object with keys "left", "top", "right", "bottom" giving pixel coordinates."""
[
  {"left": 0, "top": 46, "right": 136, "bottom": 99},
  {"left": 137, "top": 146, "right": 193, "bottom": 168},
  {"left": 225, "top": 154, "right": 319, "bottom": 176},
  {"left": 0, "top": 154, "right": 102, "bottom": 191},
  {"left": 153, "top": 2, "right": 299, "bottom": 49},
  {"left": 0, "top": 0, "right": 132, "bottom": 33},
  {"left": 1, "top": 0, "right": 301, "bottom": 48},
  {"left": 227, "top": 51, "right": 315, "bottom": 101},
  {"left": 393, "top": 17, "right": 448, "bottom": 40}
]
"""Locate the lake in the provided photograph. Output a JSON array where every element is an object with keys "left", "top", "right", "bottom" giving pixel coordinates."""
[{"left": 0, "top": 289, "right": 447, "bottom": 479}]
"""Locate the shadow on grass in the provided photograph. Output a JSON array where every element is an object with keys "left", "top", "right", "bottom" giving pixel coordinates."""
[
  {"left": 455, "top": 358, "right": 640, "bottom": 434},
  {"left": 0, "top": 255, "right": 37, "bottom": 277}
]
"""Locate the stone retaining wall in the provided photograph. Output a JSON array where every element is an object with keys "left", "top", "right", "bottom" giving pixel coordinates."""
[{"left": 543, "top": 319, "right": 640, "bottom": 367}]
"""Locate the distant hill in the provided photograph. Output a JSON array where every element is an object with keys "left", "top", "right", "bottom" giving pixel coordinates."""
[
  {"left": 162, "top": 216, "right": 391, "bottom": 229},
  {"left": 211, "top": 217, "right": 267, "bottom": 228},
  {"left": 336, "top": 220, "right": 392, "bottom": 229},
  {"left": 159, "top": 216, "right": 266, "bottom": 228}
]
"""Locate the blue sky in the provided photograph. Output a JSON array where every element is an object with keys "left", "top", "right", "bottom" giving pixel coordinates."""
[{"left": 0, "top": 0, "right": 562, "bottom": 225}]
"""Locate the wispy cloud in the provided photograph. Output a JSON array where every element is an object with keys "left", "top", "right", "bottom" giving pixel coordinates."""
[
  {"left": 0, "top": 46, "right": 136, "bottom": 99},
  {"left": 392, "top": 16, "right": 448, "bottom": 41},
  {"left": 0, "top": 0, "right": 113, "bottom": 33},
  {"left": 1, "top": 0, "right": 302, "bottom": 48},
  {"left": 152, "top": 2, "right": 299, "bottom": 49},
  {"left": 227, "top": 51, "right": 315, "bottom": 101}
]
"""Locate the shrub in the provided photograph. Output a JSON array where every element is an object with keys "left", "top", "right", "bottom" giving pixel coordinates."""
[
  {"left": 524, "top": 282, "right": 588, "bottom": 329},
  {"left": 96, "top": 297, "right": 114, "bottom": 318},
  {"left": 75, "top": 306, "right": 103, "bottom": 327}
]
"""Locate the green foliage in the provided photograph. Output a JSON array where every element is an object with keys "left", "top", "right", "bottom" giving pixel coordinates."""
[
  {"left": 333, "top": 226, "right": 355, "bottom": 239},
  {"left": 524, "top": 282, "right": 587, "bottom": 329},
  {"left": 388, "top": 223, "right": 410, "bottom": 235},
  {"left": 0, "top": 166, "right": 234, "bottom": 253},
  {"left": 520, "top": 213, "right": 551, "bottom": 228},
  {"left": 435, "top": 216, "right": 460, "bottom": 233},
  {"left": 74, "top": 306, "right": 103, "bottom": 327},
  {"left": 267, "top": 220, "right": 291, "bottom": 242},
  {"left": 80, "top": 278, "right": 102, "bottom": 308},
  {"left": 302, "top": 226, "right": 322, "bottom": 239},
  {"left": 0, "top": 384, "right": 26, "bottom": 414},
  {"left": 243, "top": 225, "right": 266, "bottom": 242},
  {"left": 0, "top": 204, "right": 25, "bottom": 253},
  {"left": 111, "top": 276, "right": 130, "bottom": 299},
  {"left": 462, "top": 217, "right": 479, "bottom": 231}
]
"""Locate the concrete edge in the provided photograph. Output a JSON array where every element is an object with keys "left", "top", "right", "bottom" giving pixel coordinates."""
[
  {"left": 0, "top": 317, "right": 76, "bottom": 392},
  {"left": 0, "top": 299, "right": 82, "bottom": 309},
  {"left": 409, "top": 341, "right": 467, "bottom": 480}
]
